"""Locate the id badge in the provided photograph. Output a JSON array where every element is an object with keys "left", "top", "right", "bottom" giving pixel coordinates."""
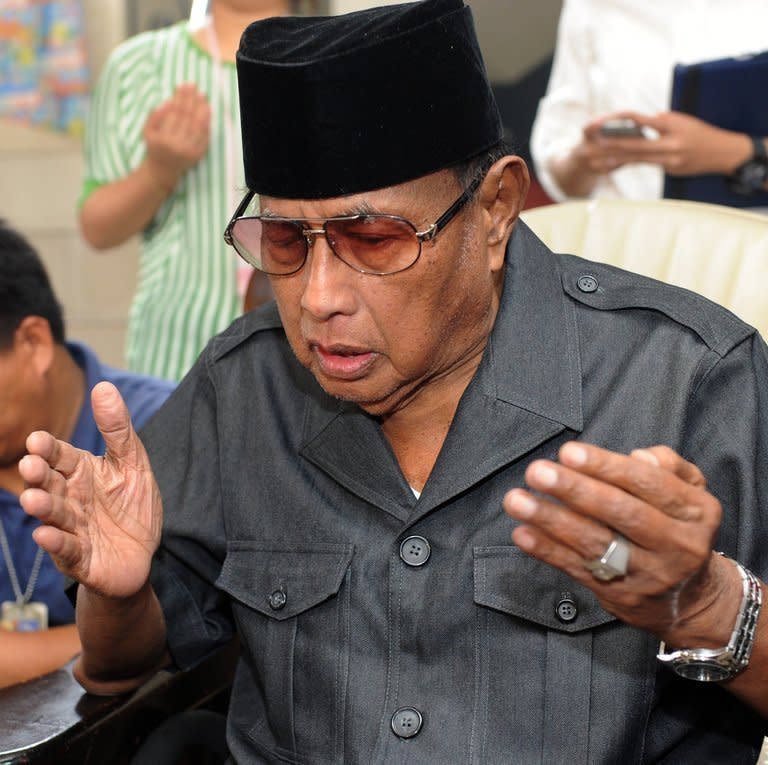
[{"left": 1, "top": 601, "right": 49, "bottom": 631}]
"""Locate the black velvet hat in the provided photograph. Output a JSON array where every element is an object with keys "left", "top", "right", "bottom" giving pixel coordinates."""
[{"left": 236, "top": 0, "right": 503, "bottom": 198}]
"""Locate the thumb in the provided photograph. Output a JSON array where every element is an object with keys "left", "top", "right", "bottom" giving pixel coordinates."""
[{"left": 91, "top": 381, "right": 137, "bottom": 462}]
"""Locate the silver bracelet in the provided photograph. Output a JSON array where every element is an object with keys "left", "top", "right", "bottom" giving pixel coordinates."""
[{"left": 656, "top": 557, "right": 763, "bottom": 682}]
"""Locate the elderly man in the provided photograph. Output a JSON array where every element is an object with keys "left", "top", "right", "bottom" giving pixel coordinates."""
[
  {"left": 18, "top": 1, "right": 768, "bottom": 762},
  {"left": 0, "top": 221, "right": 174, "bottom": 689}
]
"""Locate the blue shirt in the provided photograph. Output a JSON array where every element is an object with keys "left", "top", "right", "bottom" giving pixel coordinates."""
[{"left": 0, "top": 342, "right": 175, "bottom": 626}]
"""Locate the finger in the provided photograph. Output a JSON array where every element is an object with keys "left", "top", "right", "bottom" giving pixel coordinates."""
[
  {"left": 630, "top": 446, "right": 707, "bottom": 488},
  {"left": 144, "top": 102, "right": 169, "bottom": 133},
  {"left": 163, "top": 87, "right": 197, "bottom": 135},
  {"left": 32, "top": 524, "right": 87, "bottom": 575},
  {"left": 509, "top": 522, "right": 684, "bottom": 602},
  {"left": 511, "top": 522, "right": 628, "bottom": 589},
  {"left": 556, "top": 442, "right": 719, "bottom": 523},
  {"left": 18, "top": 453, "right": 68, "bottom": 495},
  {"left": 610, "top": 109, "right": 653, "bottom": 127},
  {"left": 504, "top": 487, "right": 617, "bottom": 560},
  {"left": 91, "top": 382, "right": 140, "bottom": 465},
  {"left": 595, "top": 136, "right": 657, "bottom": 152},
  {"left": 175, "top": 84, "right": 204, "bottom": 132},
  {"left": 520, "top": 458, "right": 714, "bottom": 555},
  {"left": 25, "top": 430, "right": 85, "bottom": 478},
  {"left": 20, "top": 486, "right": 79, "bottom": 534}
]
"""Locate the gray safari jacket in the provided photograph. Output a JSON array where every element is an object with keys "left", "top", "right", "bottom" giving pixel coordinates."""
[{"left": 142, "top": 221, "right": 768, "bottom": 764}]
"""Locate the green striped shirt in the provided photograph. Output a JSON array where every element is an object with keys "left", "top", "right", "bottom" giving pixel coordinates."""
[{"left": 82, "top": 22, "right": 245, "bottom": 381}]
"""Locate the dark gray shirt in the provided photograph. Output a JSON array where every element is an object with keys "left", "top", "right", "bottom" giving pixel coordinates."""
[{"left": 143, "top": 223, "right": 768, "bottom": 764}]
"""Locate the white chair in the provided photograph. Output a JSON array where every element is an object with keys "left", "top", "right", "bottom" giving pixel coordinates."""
[{"left": 520, "top": 198, "right": 768, "bottom": 338}]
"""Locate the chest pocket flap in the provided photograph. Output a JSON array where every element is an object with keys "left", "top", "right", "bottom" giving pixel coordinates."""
[
  {"left": 474, "top": 546, "right": 616, "bottom": 633},
  {"left": 216, "top": 542, "right": 354, "bottom": 621}
]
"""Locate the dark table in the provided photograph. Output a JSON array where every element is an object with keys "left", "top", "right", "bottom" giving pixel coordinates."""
[{"left": 0, "top": 639, "right": 238, "bottom": 764}]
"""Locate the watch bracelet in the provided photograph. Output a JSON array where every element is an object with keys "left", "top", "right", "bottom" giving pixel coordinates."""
[
  {"left": 656, "top": 556, "right": 763, "bottom": 678},
  {"left": 730, "top": 562, "right": 762, "bottom": 667}
]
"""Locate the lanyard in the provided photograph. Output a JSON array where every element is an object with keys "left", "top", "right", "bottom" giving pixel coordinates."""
[{"left": 0, "top": 517, "right": 44, "bottom": 605}]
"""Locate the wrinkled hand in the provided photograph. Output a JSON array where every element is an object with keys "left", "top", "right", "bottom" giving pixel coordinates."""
[
  {"left": 142, "top": 83, "right": 211, "bottom": 191},
  {"left": 19, "top": 382, "right": 163, "bottom": 600},
  {"left": 580, "top": 111, "right": 752, "bottom": 176},
  {"left": 503, "top": 442, "right": 740, "bottom": 647}
]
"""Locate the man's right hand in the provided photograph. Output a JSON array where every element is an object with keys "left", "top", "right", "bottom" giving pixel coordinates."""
[{"left": 19, "top": 381, "right": 163, "bottom": 600}]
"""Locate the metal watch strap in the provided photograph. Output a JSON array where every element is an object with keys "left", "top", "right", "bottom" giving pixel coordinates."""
[{"left": 656, "top": 558, "right": 763, "bottom": 682}]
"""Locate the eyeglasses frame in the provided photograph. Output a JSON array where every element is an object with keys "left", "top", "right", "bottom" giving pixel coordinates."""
[{"left": 223, "top": 173, "right": 483, "bottom": 276}]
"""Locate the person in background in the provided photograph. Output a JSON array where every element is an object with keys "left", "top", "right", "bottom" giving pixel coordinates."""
[
  {"left": 530, "top": 0, "right": 768, "bottom": 201},
  {"left": 20, "top": 1, "right": 768, "bottom": 762},
  {"left": 78, "top": 0, "right": 296, "bottom": 381},
  {"left": 0, "top": 220, "right": 174, "bottom": 689}
]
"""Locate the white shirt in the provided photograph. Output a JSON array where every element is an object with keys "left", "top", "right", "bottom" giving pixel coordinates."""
[{"left": 530, "top": 0, "right": 768, "bottom": 201}]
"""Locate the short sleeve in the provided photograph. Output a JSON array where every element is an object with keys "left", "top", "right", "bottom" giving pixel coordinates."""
[
  {"left": 79, "top": 33, "right": 165, "bottom": 206},
  {"left": 681, "top": 331, "right": 768, "bottom": 582},
  {"left": 141, "top": 356, "right": 234, "bottom": 669}
]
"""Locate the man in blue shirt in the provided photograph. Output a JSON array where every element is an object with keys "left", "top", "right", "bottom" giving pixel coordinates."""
[{"left": 0, "top": 220, "right": 175, "bottom": 688}]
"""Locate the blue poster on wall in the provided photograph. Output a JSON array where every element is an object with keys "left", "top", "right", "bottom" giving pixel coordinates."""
[{"left": 0, "top": 1, "right": 89, "bottom": 137}]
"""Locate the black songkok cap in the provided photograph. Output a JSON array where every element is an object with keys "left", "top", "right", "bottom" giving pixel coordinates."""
[{"left": 236, "top": 0, "right": 502, "bottom": 199}]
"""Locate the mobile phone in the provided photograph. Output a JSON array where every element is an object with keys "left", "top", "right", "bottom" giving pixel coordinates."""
[{"left": 600, "top": 118, "right": 645, "bottom": 138}]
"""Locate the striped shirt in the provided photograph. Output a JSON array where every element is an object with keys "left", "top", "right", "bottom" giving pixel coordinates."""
[{"left": 81, "top": 22, "right": 246, "bottom": 381}]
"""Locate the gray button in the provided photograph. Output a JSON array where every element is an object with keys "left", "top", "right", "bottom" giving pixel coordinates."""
[
  {"left": 268, "top": 587, "right": 287, "bottom": 610},
  {"left": 391, "top": 707, "right": 423, "bottom": 738},
  {"left": 556, "top": 596, "right": 577, "bottom": 623},
  {"left": 577, "top": 274, "right": 598, "bottom": 293},
  {"left": 399, "top": 536, "right": 431, "bottom": 567}
]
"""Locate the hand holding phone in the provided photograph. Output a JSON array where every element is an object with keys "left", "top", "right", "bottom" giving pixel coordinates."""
[{"left": 600, "top": 118, "right": 646, "bottom": 138}]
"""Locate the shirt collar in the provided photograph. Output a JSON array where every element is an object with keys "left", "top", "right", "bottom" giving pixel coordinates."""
[{"left": 481, "top": 219, "right": 583, "bottom": 431}]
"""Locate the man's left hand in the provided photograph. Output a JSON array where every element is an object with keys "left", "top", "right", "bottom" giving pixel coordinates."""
[{"left": 503, "top": 442, "right": 743, "bottom": 649}]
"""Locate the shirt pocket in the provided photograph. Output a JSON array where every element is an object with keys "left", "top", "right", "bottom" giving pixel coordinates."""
[
  {"left": 474, "top": 545, "right": 614, "bottom": 633},
  {"left": 216, "top": 542, "right": 354, "bottom": 765},
  {"left": 472, "top": 546, "right": 639, "bottom": 764}
]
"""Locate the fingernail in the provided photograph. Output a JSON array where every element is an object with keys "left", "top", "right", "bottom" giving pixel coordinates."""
[
  {"left": 632, "top": 448, "right": 659, "bottom": 466},
  {"left": 508, "top": 490, "right": 538, "bottom": 518},
  {"left": 513, "top": 527, "right": 536, "bottom": 551},
  {"left": 561, "top": 442, "right": 587, "bottom": 466},
  {"left": 530, "top": 463, "right": 558, "bottom": 487}
]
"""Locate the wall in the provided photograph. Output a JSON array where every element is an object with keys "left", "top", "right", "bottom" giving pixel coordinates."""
[
  {"left": 1, "top": 0, "right": 135, "bottom": 368},
  {"left": 0, "top": 118, "right": 137, "bottom": 368}
]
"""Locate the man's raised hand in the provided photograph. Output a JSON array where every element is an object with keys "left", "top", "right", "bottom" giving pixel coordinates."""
[{"left": 19, "top": 381, "right": 163, "bottom": 599}]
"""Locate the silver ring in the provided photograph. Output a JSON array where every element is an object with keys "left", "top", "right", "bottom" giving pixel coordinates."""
[{"left": 584, "top": 534, "right": 630, "bottom": 582}]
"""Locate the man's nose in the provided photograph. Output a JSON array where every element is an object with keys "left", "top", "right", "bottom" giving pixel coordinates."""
[{"left": 299, "top": 230, "right": 356, "bottom": 319}]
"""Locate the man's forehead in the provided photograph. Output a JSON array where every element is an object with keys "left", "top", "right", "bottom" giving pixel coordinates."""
[{"left": 259, "top": 171, "right": 454, "bottom": 218}]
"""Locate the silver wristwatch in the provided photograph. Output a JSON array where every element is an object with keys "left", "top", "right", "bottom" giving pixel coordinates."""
[{"left": 656, "top": 558, "right": 763, "bottom": 682}]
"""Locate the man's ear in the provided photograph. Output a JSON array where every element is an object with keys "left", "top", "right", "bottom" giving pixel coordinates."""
[
  {"left": 478, "top": 155, "right": 530, "bottom": 270},
  {"left": 14, "top": 316, "right": 56, "bottom": 378}
]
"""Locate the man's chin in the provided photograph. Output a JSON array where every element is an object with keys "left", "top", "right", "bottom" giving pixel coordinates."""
[{"left": 315, "top": 374, "right": 401, "bottom": 416}]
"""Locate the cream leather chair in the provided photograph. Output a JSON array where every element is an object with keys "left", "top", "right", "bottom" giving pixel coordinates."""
[
  {"left": 523, "top": 198, "right": 768, "bottom": 765},
  {"left": 520, "top": 198, "right": 768, "bottom": 338}
]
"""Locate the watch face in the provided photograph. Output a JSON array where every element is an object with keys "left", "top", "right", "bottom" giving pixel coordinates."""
[
  {"left": 743, "top": 161, "right": 768, "bottom": 185},
  {"left": 673, "top": 660, "right": 734, "bottom": 683},
  {"left": 730, "top": 159, "right": 768, "bottom": 196}
]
